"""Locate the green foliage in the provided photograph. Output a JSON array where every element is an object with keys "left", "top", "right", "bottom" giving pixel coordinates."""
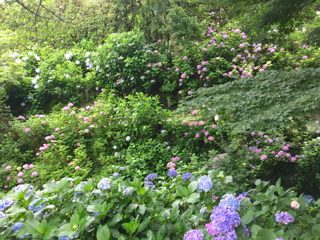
[{"left": 177, "top": 68, "right": 320, "bottom": 133}]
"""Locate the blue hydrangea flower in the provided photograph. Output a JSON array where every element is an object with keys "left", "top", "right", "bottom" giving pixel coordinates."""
[
  {"left": 13, "top": 222, "right": 24, "bottom": 231},
  {"left": 305, "top": 195, "right": 316, "bottom": 204},
  {"left": 237, "top": 192, "right": 248, "bottom": 200},
  {"left": 0, "top": 199, "right": 14, "bottom": 211},
  {"left": 206, "top": 205, "right": 240, "bottom": 236},
  {"left": 122, "top": 187, "right": 133, "bottom": 196},
  {"left": 74, "top": 191, "right": 85, "bottom": 197},
  {"left": 168, "top": 170, "right": 178, "bottom": 177},
  {"left": 28, "top": 199, "right": 46, "bottom": 212},
  {"left": 161, "top": 130, "right": 166, "bottom": 133},
  {"left": 0, "top": 212, "right": 5, "bottom": 218},
  {"left": 144, "top": 181, "right": 154, "bottom": 188},
  {"left": 182, "top": 173, "right": 193, "bottom": 181},
  {"left": 113, "top": 172, "right": 119, "bottom": 177},
  {"left": 184, "top": 229, "right": 204, "bottom": 240},
  {"left": 97, "top": 178, "right": 111, "bottom": 190},
  {"left": 197, "top": 175, "right": 213, "bottom": 192},
  {"left": 200, "top": 207, "right": 208, "bottom": 214},
  {"left": 14, "top": 184, "right": 33, "bottom": 197},
  {"left": 58, "top": 232, "right": 78, "bottom": 240},
  {"left": 91, "top": 212, "right": 99, "bottom": 217},
  {"left": 211, "top": 230, "right": 237, "bottom": 240},
  {"left": 219, "top": 194, "right": 240, "bottom": 210},
  {"left": 119, "top": 167, "right": 125, "bottom": 170},
  {"left": 275, "top": 212, "right": 294, "bottom": 225},
  {"left": 145, "top": 173, "right": 157, "bottom": 181},
  {"left": 19, "top": 234, "right": 32, "bottom": 239}
]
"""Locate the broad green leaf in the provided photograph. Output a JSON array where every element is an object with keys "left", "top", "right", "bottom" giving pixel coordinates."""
[
  {"left": 126, "top": 203, "right": 139, "bottom": 213},
  {"left": 225, "top": 175, "right": 233, "bottom": 183},
  {"left": 97, "top": 225, "right": 111, "bottom": 240},
  {"left": 250, "top": 225, "right": 262, "bottom": 238},
  {"left": 137, "top": 217, "right": 151, "bottom": 233},
  {"left": 188, "top": 181, "right": 198, "bottom": 193},
  {"left": 255, "top": 193, "right": 267, "bottom": 201},
  {"left": 138, "top": 204, "right": 146, "bottom": 215},
  {"left": 23, "top": 218, "right": 42, "bottom": 237},
  {"left": 39, "top": 219, "right": 47, "bottom": 234},
  {"left": 241, "top": 210, "right": 254, "bottom": 224},
  {"left": 107, "top": 213, "right": 122, "bottom": 227},
  {"left": 300, "top": 215, "right": 314, "bottom": 225},
  {"left": 42, "top": 226, "right": 57, "bottom": 240},
  {"left": 157, "top": 225, "right": 166, "bottom": 239},
  {"left": 176, "top": 185, "right": 189, "bottom": 198},
  {"left": 312, "top": 224, "right": 320, "bottom": 238},
  {"left": 186, "top": 193, "right": 200, "bottom": 203},
  {"left": 256, "top": 229, "right": 278, "bottom": 240}
]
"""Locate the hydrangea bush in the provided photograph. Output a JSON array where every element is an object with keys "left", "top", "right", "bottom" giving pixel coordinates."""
[{"left": 0, "top": 170, "right": 319, "bottom": 240}]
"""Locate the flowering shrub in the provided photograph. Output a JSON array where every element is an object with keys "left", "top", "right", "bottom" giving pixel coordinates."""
[{"left": 0, "top": 169, "right": 319, "bottom": 239}]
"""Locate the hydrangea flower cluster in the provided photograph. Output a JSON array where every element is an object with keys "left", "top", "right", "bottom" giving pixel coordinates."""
[
  {"left": 97, "top": 178, "right": 111, "bottom": 189},
  {"left": 145, "top": 173, "right": 157, "bottom": 181},
  {"left": 14, "top": 184, "right": 33, "bottom": 196},
  {"left": 205, "top": 205, "right": 240, "bottom": 239},
  {"left": 58, "top": 232, "right": 79, "bottom": 240},
  {"left": 122, "top": 187, "right": 133, "bottom": 195},
  {"left": 182, "top": 173, "right": 194, "bottom": 181},
  {"left": 168, "top": 170, "right": 177, "bottom": 177},
  {"left": 12, "top": 222, "right": 31, "bottom": 238},
  {"left": 275, "top": 212, "right": 294, "bottom": 225},
  {"left": 0, "top": 212, "right": 5, "bottom": 218},
  {"left": 197, "top": 175, "right": 213, "bottom": 192},
  {"left": 305, "top": 195, "right": 315, "bottom": 204},
  {"left": 28, "top": 199, "right": 46, "bottom": 212},
  {"left": 184, "top": 229, "right": 204, "bottom": 240},
  {"left": 200, "top": 207, "right": 208, "bottom": 214},
  {"left": 237, "top": 192, "right": 247, "bottom": 200},
  {"left": 219, "top": 194, "right": 240, "bottom": 210},
  {"left": 0, "top": 199, "right": 14, "bottom": 211},
  {"left": 144, "top": 181, "right": 154, "bottom": 188}
]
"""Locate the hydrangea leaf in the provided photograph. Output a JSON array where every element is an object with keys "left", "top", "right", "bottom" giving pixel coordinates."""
[
  {"left": 255, "top": 228, "right": 277, "bottom": 240},
  {"left": 97, "top": 225, "right": 111, "bottom": 240}
]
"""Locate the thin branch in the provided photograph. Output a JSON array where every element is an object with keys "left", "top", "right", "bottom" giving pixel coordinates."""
[
  {"left": 34, "top": 0, "right": 42, "bottom": 41},
  {"left": 40, "top": 3, "right": 71, "bottom": 24},
  {"left": 15, "top": 0, "right": 50, "bottom": 19}
]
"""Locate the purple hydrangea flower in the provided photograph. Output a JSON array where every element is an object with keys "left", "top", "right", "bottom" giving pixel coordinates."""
[
  {"left": 184, "top": 229, "right": 204, "bottom": 240},
  {"left": 97, "top": 178, "right": 111, "bottom": 189},
  {"left": 275, "top": 212, "right": 294, "bottom": 225},
  {"left": 182, "top": 173, "right": 193, "bottom": 181},
  {"left": 261, "top": 155, "right": 267, "bottom": 161},
  {"left": 168, "top": 170, "right": 178, "bottom": 177},
  {"left": 145, "top": 173, "right": 157, "bottom": 181},
  {"left": 144, "top": 181, "right": 154, "bottom": 188},
  {"left": 211, "top": 230, "right": 237, "bottom": 240},
  {"left": 219, "top": 194, "right": 240, "bottom": 210},
  {"left": 206, "top": 205, "right": 240, "bottom": 236},
  {"left": 0, "top": 199, "right": 14, "bottom": 211},
  {"left": 113, "top": 172, "right": 119, "bottom": 177},
  {"left": 250, "top": 132, "right": 255, "bottom": 137},
  {"left": 237, "top": 192, "right": 247, "bottom": 200},
  {"left": 14, "top": 184, "right": 33, "bottom": 197},
  {"left": 120, "top": 167, "right": 125, "bottom": 170},
  {"left": 200, "top": 207, "right": 208, "bottom": 214},
  {"left": 197, "top": 175, "right": 213, "bottom": 192}
]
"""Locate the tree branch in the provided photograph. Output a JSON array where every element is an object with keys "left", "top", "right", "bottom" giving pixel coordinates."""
[
  {"left": 15, "top": 0, "right": 50, "bottom": 19},
  {"left": 39, "top": 3, "right": 71, "bottom": 24}
]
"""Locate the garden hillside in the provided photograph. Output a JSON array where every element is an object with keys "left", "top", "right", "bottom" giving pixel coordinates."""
[{"left": 1, "top": 0, "right": 320, "bottom": 240}]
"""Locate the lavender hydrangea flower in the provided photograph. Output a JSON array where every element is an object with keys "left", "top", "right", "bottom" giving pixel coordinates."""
[
  {"left": 145, "top": 173, "right": 157, "bottom": 181},
  {"left": 211, "top": 230, "right": 237, "bottom": 240},
  {"left": 122, "top": 187, "right": 133, "bottom": 195},
  {"left": 275, "top": 239, "right": 284, "bottom": 240},
  {"left": 197, "top": 175, "right": 213, "bottom": 192},
  {"left": 200, "top": 207, "right": 208, "bottom": 214},
  {"left": 168, "top": 170, "right": 178, "bottom": 177},
  {"left": 14, "top": 184, "right": 33, "bottom": 197},
  {"left": 219, "top": 194, "right": 240, "bottom": 210},
  {"left": 113, "top": 172, "right": 119, "bottom": 177},
  {"left": 0, "top": 212, "right": 5, "bottom": 218},
  {"left": 243, "top": 225, "right": 250, "bottom": 237},
  {"left": 275, "top": 212, "right": 294, "bottom": 225},
  {"left": 182, "top": 173, "right": 193, "bottom": 181},
  {"left": 144, "top": 181, "right": 154, "bottom": 188},
  {"left": 237, "top": 192, "right": 248, "bottom": 200},
  {"left": 97, "top": 178, "right": 111, "bottom": 190},
  {"left": 184, "top": 229, "right": 204, "bottom": 240},
  {"left": 0, "top": 199, "right": 14, "bottom": 211},
  {"left": 206, "top": 205, "right": 240, "bottom": 236},
  {"left": 58, "top": 232, "right": 79, "bottom": 240},
  {"left": 119, "top": 167, "right": 125, "bottom": 170}
]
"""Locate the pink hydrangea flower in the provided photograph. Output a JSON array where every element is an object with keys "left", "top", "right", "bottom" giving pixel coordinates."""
[
  {"left": 199, "top": 121, "right": 205, "bottom": 125},
  {"left": 18, "top": 172, "right": 23, "bottom": 177},
  {"left": 188, "top": 91, "right": 192, "bottom": 95},
  {"left": 25, "top": 128, "right": 30, "bottom": 132},
  {"left": 75, "top": 166, "right": 80, "bottom": 170},
  {"left": 32, "top": 172, "right": 38, "bottom": 176},
  {"left": 55, "top": 128, "right": 60, "bottom": 132},
  {"left": 183, "top": 56, "right": 188, "bottom": 60},
  {"left": 84, "top": 129, "right": 89, "bottom": 133},
  {"left": 17, "top": 179, "right": 23, "bottom": 183},
  {"left": 77, "top": 142, "right": 81, "bottom": 146},
  {"left": 7, "top": 176, "right": 11, "bottom": 180},
  {"left": 69, "top": 162, "right": 73, "bottom": 166},
  {"left": 29, "top": 164, "right": 34, "bottom": 168},
  {"left": 23, "top": 164, "right": 28, "bottom": 169},
  {"left": 5, "top": 166, "right": 11, "bottom": 170}
]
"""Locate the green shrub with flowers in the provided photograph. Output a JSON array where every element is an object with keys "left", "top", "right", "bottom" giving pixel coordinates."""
[
  {"left": 0, "top": 167, "right": 320, "bottom": 240},
  {"left": 3, "top": 26, "right": 320, "bottom": 115}
]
